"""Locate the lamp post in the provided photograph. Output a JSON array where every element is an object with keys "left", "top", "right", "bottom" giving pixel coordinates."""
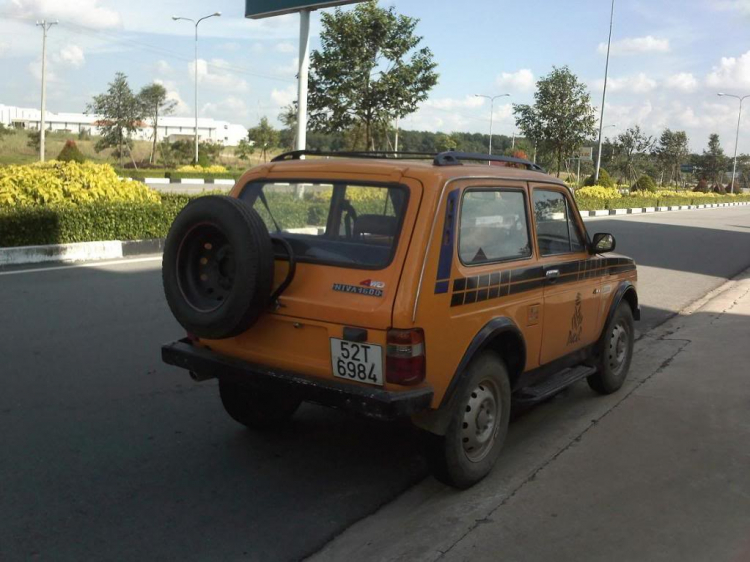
[
  {"left": 475, "top": 93, "right": 510, "bottom": 157},
  {"left": 595, "top": 0, "right": 615, "bottom": 183},
  {"left": 717, "top": 92, "right": 749, "bottom": 193},
  {"left": 173, "top": 12, "right": 221, "bottom": 164},
  {"left": 36, "top": 19, "right": 58, "bottom": 162}
]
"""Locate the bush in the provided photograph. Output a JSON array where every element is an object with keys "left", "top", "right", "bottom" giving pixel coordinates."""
[
  {"left": 116, "top": 169, "right": 167, "bottom": 180},
  {"left": 694, "top": 179, "right": 709, "bottom": 193},
  {"left": 631, "top": 175, "right": 657, "bottom": 192},
  {"left": 575, "top": 186, "right": 621, "bottom": 200},
  {"left": 57, "top": 140, "right": 86, "bottom": 164},
  {"left": 583, "top": 168, "right": 615, "bottom": 188},
  {"left": 712, "top": 183, "right": 726, "bottom": 194},
  {"left": 0, "top": 161, "right": 159, "bottom": 208},
  {"left": 177, "top": 164, "right": 228, "bottom": 174}
]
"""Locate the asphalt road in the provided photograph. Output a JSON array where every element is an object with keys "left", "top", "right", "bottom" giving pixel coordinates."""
[{"left": 1, "top": 206, "right": 749, "bottom": 561}]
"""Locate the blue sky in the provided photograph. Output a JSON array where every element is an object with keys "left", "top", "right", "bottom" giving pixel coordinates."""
[{"left": 1, "top": 0, "right": 749, "bottom": 151}]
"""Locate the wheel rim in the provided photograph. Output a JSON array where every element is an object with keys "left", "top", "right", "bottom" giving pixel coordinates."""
[
  {"left": 461, "top": 379, "right": 501, "bottom": 463},
  {"left": 176, "top": 223, "right": 236, "bottom": 313},
  {"left": 608, "top": 322, "right": 630, "bottom": 376}
]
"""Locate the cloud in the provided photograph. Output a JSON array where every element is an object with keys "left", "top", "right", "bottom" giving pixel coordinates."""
[
  {"left": 598, "top": 35, "right": 670, "bottom": 55},
  {"left": 154, "top": 79, "right": 190, "bottom": 116},
  {"left": 275, "top": 42, "right": 295, "bottom": 54},
  {"left": 202, "top": 96, "right": 249, "bottom": 119},
  {"left": 0, "top": 42, "right": 9, "bottom": 57},
  {"left": 705, "top": 50, "right": 750, "bottom": 88},
  {"left": 155, "top": 60, "right": 172, "bottom": 75},
  {"left": 665, "top": 72, "right": 698, "bottom": 92},
  {"left": 713, "top": 0, "right": 750, "bottom": 16},
  {"left": 271, "top": 85, "right": 297, "bottom": 107},
  {"left": 423, "top": 96, "right": 486, "bottom": 111},
  {"left": 495, "top": 69, "right": 535, "bottom": 92},
  {"left": 596, "top": 73, "right": 658, "bottom": 94},
  {"left": 8, "top": 0, "right": 121, "bottom": 28},
  {"left": 189, "top": 58, "right": 249, "bottom": 93},
  {"left": 57, "top": 45, "right": 85, "bottom": 68}
]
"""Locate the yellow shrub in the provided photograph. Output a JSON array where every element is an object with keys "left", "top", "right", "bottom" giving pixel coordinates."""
[
  {"left": 177, "top": 164, "right": 228, "bottom": 173},
  {"left": 312, "top": 186, "right": 389, "bottom": 203},
  {"left": 0, "top": 161, "right": 160, "bottom": 208},
  {"left": 575, "top": 186, "right": 621, "bottom": 199}
]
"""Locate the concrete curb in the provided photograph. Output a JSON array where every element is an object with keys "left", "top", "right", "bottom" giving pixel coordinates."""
[
  {"left": 0, "top": 238, "right": 164, "bottom": 267},
  {"left": 131, "top": 177, "right": 237, "bottom": 186},
  {"left": 579, "top": 200, "right": 750, "bottom": 218}
]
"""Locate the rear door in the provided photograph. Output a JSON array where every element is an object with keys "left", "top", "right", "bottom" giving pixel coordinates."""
[{"left": 531, "top": 185, "right": 601, "bottom": 365}]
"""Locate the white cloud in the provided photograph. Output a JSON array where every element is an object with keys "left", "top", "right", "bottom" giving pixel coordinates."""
[
  {"left": 713, "top": 1, "right": 750, "bottom": 16},
  {"left": 189, "top": 59, "right": 249, "bottom": 93},
  {"left": 202, "top": 96, "right": 249, "bottom": 119},
  {"left": 271, "top": 85, "right": 297, "bottom": 107},
  {"left": 275, "top": 42, "right": 295, "bottom": 54},
  {"left": 596, "top": 73, "right": 658, "bottom": 94},
  {"left": 665, "top": 72, "right": 698, "bottom": 92},
  {"left": 8, "top": 0, "right": 121, "bottom": 28},
  {"left": 598, "top": 35, "right": 670, "bottom": 55},
  {"left": 57, "top": 45, "right": 85, "bottom": 68},
  {"left": 153, "top": 79, "right": 190, "bottom": 116},
  {"left": 155, "top": 60, "right": 173, "bottom": 75},
  {"left": 705, "top": 50, "right": 750, "bottom": 88},
  {"left": 219, "top": 42, "right": 242, "bottom": 52},
  {"left": 423, "top": 95, "right": 486, "bottom": 111},
  {"left": 495, "top": 69, "right": 535, "bottom": 92},
  {"left": 0, "top": 42, "right": 9, "bottom": 57}
]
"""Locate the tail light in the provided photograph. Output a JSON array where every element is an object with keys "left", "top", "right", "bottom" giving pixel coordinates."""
[{"left": 386, "top": 328, "right": 426, "bottom": 386}]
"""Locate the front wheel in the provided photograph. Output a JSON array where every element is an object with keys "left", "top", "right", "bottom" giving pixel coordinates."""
[
  {"left": 424, "top": 353, "right": 511, "bottom": 489},
  {"left": 219, "top": 382, "right": 302, "bottom": 430},
  {"left": 587, "top": 303, "right": 634, "bottom": 395}
]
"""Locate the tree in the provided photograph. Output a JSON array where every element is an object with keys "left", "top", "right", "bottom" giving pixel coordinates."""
[
  {"left": 138, "top": 83, "right": 176, "bottom": 164},
  {"left": 234, "top": 139, "right": 255, "bottom": 161},
  {"left": 513, "top": 66, "right": 596, "bottom": 176},
  {"left": 279, "top": 102, "right": 298, "bottom": 150},
  {"left": 435, "top": 132, "right": 457, "bottom": 152},
  {"left": 653, "top": 129, "right": 689, "bottom": 186},
  {"left": 308, "top": 2, "right": 439, "bottom": 150},
  {"left": 57, "top": 140, "right": 86, "bottom": 163},
  {"left": 611, "top": 125, "right": 655, "bottom": 184},
  {"left": 248, "top": 117, "right": 279, "bottom": 162},
  {"left": 86, "top": 72, "right": 143, "bottom": 167},
  {"left": 700, "top": 133, "right": 727, "bottom": 185}
]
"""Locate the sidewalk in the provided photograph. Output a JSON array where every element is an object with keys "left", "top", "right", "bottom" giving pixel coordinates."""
[{"left": 311, "top": 271, "right": 750, "bottom": 562}]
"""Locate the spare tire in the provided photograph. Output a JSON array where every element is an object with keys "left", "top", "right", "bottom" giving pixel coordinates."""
[{"left": 162, "top": 195, "right": 274, "bottom": 339}]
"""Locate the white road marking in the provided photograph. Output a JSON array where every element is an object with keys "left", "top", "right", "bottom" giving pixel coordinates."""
[{"left": 0, "top": 256, "right": 162, "bottom": 276}]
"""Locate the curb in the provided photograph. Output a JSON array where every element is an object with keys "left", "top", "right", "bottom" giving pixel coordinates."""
[
  {"left": 0, "top": 238, "right": 165, "bottom": 267},
  {"left": 580, "top": 200, "right": 750, "bottom": 218},
  {"left": 130, "top": 177, "right": 237, "bottom": 186}
]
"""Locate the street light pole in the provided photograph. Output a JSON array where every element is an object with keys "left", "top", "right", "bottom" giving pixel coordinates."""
[
  {"left": 717, "top": 93, "right": 749, "bottom": 194},
  {"left": 36, "top": 19, "right": 58, "bottom": 162},
  {"left": 595, "top": 0, "right": 615, "bottom": 182},
  {"left": 475, "top": 93, "right": 510, "bottom": 157},
  {"left": 173, "top": 12, "right": 221, "bottom": 165}
]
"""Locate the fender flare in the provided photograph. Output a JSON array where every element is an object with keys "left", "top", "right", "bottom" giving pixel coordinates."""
[
  {"left": 413, "top": 317, "right": 526, "bottom": 436},
  {"left": 601, "top": 281, "right": 640, "bottom": 342}
]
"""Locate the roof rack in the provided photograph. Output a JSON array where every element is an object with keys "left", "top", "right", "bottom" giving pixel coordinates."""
[{"left": 271, "top": 149, "right": 545, "bottom": 172}]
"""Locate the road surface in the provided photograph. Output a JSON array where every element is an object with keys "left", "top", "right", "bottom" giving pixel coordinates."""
[{"left": 1, "top": 206, "right": 749, "bottom": 561}]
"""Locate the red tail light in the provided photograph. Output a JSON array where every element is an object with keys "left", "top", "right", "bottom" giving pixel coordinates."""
[{"left": 386, "top": 328, "right": 426, "bottom": 386}]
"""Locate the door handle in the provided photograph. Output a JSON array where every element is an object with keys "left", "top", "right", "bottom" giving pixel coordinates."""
[{"left": 546, "top": 269, "right": 560, "bottom": 282}]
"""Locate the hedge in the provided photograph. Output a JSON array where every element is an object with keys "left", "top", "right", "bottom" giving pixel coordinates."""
[
  {"left": 116, "top": 169, "right": 242, "bottom": 181},
  {"left": 575, "top": 194, "right": 750, "bottom": 211}
]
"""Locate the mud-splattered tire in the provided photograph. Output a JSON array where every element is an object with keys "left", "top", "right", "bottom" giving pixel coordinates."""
[{"left": 588, "top": 303, "right": 634, "bottom": 395}]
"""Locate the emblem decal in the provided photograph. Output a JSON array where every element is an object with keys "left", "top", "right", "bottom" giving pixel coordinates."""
[
  {"left": 567, "top": 293, "right": 584, "bottom": 345},
  {"left": 333, "top": 283, "right": 383, "bottom": 297},
  {"left": 360, "top": 279, "right": 386, "bottom": 289}
]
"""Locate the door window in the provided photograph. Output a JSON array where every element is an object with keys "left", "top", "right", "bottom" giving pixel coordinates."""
[
  {"left": 533, "top": 190, "right": 585, "bottom": 256},
  {"left": 459, "top": 189, "right": 532, "bottom": 265}
]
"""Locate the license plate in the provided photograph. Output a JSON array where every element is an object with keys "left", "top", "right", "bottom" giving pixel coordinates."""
[{"left": 330, "top": 339, "right": 384, "bottom": 386}]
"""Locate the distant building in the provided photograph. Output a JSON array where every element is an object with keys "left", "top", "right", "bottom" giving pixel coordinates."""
[{"left": 0, "top": 104, "right": 248, "bottom": 147}]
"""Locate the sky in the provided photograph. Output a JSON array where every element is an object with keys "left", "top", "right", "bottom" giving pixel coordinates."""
[{"left": 0, "top": 0, "right": 749, "bottom": 152}]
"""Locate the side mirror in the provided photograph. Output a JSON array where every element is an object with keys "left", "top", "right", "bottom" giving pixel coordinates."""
[{"left": 591, "top": 232, "right": 616, "bottom": 254}]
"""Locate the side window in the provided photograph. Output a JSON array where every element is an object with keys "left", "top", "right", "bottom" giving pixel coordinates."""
[
  {"left": 533, "top": 189, "right": 586, "bottom": 256},
  {"left": 459, "top": 189, "right": 532, "bottom": 265}
]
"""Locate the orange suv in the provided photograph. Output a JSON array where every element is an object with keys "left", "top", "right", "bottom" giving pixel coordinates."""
[{"left": 161, "top": 151, "right": 639, "bottom": 488}]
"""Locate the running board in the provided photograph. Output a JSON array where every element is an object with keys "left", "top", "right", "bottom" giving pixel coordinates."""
[{"left": 513, "top": 365, "right": 597, "bottom": 405}]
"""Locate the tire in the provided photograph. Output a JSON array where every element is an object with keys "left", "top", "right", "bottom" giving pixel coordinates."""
[
  {"left": 425, "top": 353, "right": 511, "bottom": 489},
  {"left": 162, "top": 195, "right": 274, "bottom": 340},
  {"left": 587, "top": 303, "right": 634, "bottom": 395},
  {"left": 219, "top": 381, "right": 302, "bottom": 430}
]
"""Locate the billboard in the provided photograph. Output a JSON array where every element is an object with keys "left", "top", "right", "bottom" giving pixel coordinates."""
[
  {"left": 246, "top": 0, "right": 364, "bottom": 19},
  {"left": 578, "top": 147, "right": 593, "bottom": 162}
]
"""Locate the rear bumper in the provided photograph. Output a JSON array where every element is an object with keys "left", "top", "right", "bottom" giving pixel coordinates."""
[{"left": 161, "top": 338, "right": 434, "bottom": 421}]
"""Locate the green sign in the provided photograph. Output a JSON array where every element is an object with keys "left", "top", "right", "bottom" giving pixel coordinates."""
[{"left": 246, "top": 0, "right": 364, "bottom": 19}]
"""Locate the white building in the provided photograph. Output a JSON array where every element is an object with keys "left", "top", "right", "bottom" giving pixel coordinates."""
[{"left": 0, "top": 104, "right": 248, "bottom": 146}]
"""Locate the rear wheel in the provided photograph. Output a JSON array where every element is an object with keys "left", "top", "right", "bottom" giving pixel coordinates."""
[
  {"left": 425, "top": 353, "right": 511, "bottom": 489},
  {"left": 587, "top": 303, "right": 634, "bottom": 395},
  {"left": 219, "top": 382, "right": 302, "bottom": 430}
]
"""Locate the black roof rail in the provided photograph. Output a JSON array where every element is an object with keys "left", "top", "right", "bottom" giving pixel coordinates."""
[
  {"left": 271, "top": 150, "right": 436, "bottom": 162},
  {"left": 270, "top": 149, "right": 546, "bottom": 173},
  {"left": 433, "top": 151, "right": 545, "bottom": 172}
]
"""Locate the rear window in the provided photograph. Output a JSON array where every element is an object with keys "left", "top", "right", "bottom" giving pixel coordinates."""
[{"left": 238, "top": 180, "right": 408, "bottom": 269}]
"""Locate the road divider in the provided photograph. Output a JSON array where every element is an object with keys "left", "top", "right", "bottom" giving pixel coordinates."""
[
  {"left": 0, "top": 239, "right": 164, "bottom": 267},
  {"left": 579, "top": 201, "right": 750, "bottom": 218}
]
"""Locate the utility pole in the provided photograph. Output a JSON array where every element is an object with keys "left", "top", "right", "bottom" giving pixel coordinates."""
[
  {"left": 36, "top": 19, "right": 58, "bottom": 162},
  {"left": 717, "top": 93, "right": 748, "bottom": 194},
  {"left": 295, "top": 9, "right": 311, "bottom": 153},
  {"left": 394, "top": 115, "right": 400, "bottom": 153},
  {"left": 173, "top": 12, "right": 221, "bottom": 164},
  {"left": 475, "top": 93, "right": 510, "bottom": 159},
  {"left": 595, "top": 0, "right": 615, "bottom": 182}
]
